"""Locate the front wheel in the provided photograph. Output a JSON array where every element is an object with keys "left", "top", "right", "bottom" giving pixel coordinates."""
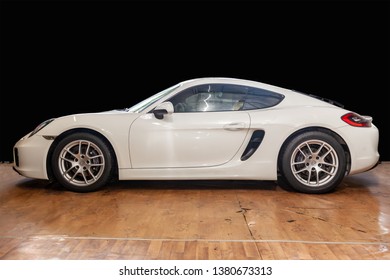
[
  {"left": 51, "top": 132, "right": 114, "bottom": 192},
  {"left": 278, "top": 131, "right": 347, "bottom": 194}
]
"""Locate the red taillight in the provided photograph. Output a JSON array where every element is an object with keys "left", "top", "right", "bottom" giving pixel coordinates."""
[{"left": 341, "top": 112, "right": 372, "bottom": 127}]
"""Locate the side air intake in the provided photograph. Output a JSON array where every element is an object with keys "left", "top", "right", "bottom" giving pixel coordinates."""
[{"left": 241, "top": 130, "right": 265, "bottom": 161}]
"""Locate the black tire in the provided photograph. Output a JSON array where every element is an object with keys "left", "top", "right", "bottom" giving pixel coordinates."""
[
  {"left": 278, "top": 131, "right": 346, "bottom": 194},
  {"left": 51, "top": 132, "right": 114, "bottom": 192}
]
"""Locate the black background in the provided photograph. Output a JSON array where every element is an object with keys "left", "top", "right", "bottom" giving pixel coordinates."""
[{"left": 1, "top": 1, "right": 389, "bottom": 162}]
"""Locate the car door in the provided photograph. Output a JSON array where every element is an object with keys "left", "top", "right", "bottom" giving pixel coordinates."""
[{"left": 129, "top": 110, "right": 250, "bottom": 168}]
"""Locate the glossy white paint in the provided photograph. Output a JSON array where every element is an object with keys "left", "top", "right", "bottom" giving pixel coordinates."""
[
  {"left": 13, "top": 77, "right": 380, "bottom": 190},
  {"left": 130, "top": 111, "right": 250, "bottom": 168}
]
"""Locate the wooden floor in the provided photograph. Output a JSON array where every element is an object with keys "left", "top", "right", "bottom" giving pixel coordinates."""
[{"left": 0, "top": 162, "right": 389, "bottom": 260}]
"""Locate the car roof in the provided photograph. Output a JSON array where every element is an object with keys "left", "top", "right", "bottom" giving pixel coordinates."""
[
  {"left": 178, "top": 77, "right": 292, "bottom": 94},
  {"left": 178, "top": 77, "right": 343, "bottom": 109}
]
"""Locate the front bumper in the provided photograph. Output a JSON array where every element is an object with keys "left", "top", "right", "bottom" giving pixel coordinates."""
[{"left": 13, "top": 133, "right": 54, "bottom": 180}]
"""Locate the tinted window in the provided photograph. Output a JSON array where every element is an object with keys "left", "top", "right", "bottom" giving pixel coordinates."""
[{"left": 168, "top": 83, "right": 284, "bottom": 112}]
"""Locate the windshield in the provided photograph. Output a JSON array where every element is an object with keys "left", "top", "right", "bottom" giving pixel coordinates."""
[{"left": 127, "top": 83, "right": 181, "bottom": 113}]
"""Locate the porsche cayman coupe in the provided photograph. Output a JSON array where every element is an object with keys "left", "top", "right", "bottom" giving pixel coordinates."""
[{"left": 13, "top": 77, "right": 380, "bottom": 193}]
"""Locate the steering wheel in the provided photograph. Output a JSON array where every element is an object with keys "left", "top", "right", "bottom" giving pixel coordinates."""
[{"left": 175, "top": 103, "right": 186, "bottom": 112}]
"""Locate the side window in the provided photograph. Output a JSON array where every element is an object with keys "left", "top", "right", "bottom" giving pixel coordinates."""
[
  {"left": 242, "top": 88, "right": 284, "bottom": 110},
  {"left": 168, "top": 83, "right": 283, "bottom": 112}
]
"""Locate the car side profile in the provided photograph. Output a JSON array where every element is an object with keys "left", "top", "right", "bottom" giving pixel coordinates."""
[{"left": 13, "top": 77, "right": 380, "bottom": 194}]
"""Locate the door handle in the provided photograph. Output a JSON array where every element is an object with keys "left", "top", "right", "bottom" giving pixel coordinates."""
[{"left": 223, "top": 122, "right": 246, "bottom": 131}]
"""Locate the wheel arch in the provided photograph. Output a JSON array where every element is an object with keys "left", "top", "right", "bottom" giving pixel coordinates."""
[
  {"left": 277, "top": 126, "right": 351, "bottom": 176},
  {"left": 46, "top": 128, "right": 119, "bottom": 181}
]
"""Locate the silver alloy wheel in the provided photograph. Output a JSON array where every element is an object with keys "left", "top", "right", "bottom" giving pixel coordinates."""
[
  {"left": 290, "top": 139, "right": 339, "bottom": 187},
  {"left": 57, "top": 139, "right": 105, "bottom": 186}
]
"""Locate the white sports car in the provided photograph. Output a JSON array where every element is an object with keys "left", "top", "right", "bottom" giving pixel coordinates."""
[{"left": 13, "top": 77, "right": 380, "bottom": 194}]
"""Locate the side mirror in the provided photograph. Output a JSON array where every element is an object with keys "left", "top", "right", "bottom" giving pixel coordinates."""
[{"left": 153, "top": 101, "right": 174, "bottom": 120}]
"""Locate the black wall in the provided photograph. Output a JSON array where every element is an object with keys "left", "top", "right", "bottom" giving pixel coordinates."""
[{"left": 1, "top": 1, "right": 389, "bottom": 162}]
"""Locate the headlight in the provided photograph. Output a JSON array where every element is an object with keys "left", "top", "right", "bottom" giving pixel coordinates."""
[{"left": 29, "top": 118, "right": 56, "bottom": 137}]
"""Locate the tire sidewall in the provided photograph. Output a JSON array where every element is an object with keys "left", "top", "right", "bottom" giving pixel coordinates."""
[
  {"left": 51, "top": 132, "right": 113, "bottom": 192},
  {"left": 280, "top": 131, "right": 346, "bottom": 194}
]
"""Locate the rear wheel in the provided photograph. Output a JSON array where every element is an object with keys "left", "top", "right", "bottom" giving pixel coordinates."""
[
  {"left": 278, "top": 131, "right": 346, "bottom": 194},
  {"left": 51, "top": 132, "right": 114, "bottom": 192}
]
